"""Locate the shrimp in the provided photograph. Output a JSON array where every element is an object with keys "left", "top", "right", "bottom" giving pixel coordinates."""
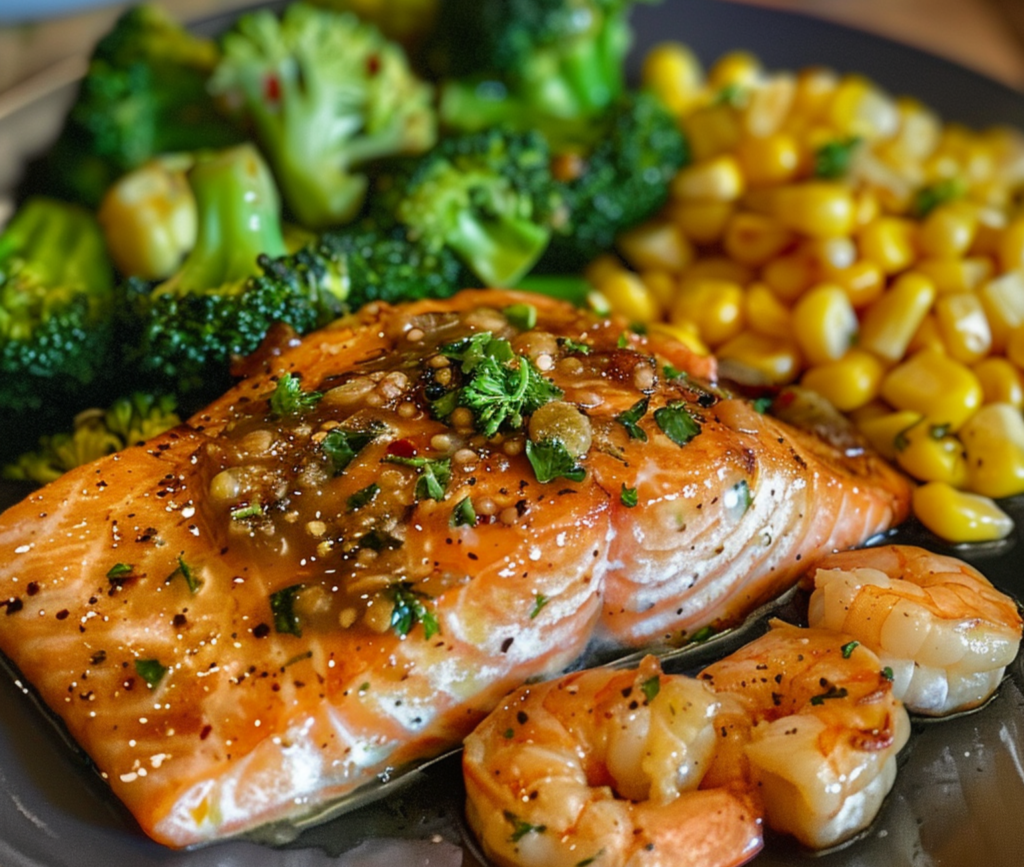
[
  {"left": 806, "top": 544, "right": 1023, "bottom": 716},
  {"left": 698, "top": 620, "right": 911, "bottom": 850},
  {"left": 462, "top": 656, "right": 764, "bottom": 867}
]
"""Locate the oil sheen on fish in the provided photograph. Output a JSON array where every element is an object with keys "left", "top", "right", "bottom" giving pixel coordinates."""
[{"left": 0, "top": 289, "right": 911, "bottom": 847}]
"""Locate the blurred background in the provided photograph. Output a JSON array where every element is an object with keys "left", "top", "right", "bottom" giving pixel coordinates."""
[{"left": 1, "top": 0, "right": 1024, "bottom": 95}]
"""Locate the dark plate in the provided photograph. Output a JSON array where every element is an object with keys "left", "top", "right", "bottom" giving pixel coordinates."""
[{"left": 3, "top": 1, "right": 1024, "bottom": 865}]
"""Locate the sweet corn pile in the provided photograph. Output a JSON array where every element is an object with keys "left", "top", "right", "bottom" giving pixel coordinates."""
[{"left": 588, "top": 45, "right": 1024, "bottom": 544}]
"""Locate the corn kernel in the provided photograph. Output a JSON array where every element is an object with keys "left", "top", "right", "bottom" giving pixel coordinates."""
[
  {"left": 744, "top": 282, "right": 791, "bottom": 337},
  {"left": 886, "top": 97, "right": 942, "bottom": 164},
  {"left": 832, "top": 261, "right": 886, "bottom": 308},
  {"left": 583, "top": 253, "right": 622, "bottom": 287},
  {"left": 1008, "top": 324, "right": 1024, "bottom": 370},
  {"left": 906, "top": 313, "right": 947, "bottom": 355},
  {"left": 802, "top": 237, "right": 857, "bottom": 276},
  {"left": 617, "top": 220, "right": 694, "bottom": 273},
  {"left": 858, "top": 271, "right": 936, "bottom": 362},
  {"left": 792, "top": 66, "right": 838, "bottom": 120},
  {"left": 671, "top": 278, "right": 745, "bottom": 347},
  {"left": 684, "top": 104, "right": 743, "bottom": 161},
  {"left": 998, "top": 217, "right": 1024, "bottom": 272},
  {"left": 827, "top": 75, "right": 900, "bottom": 141},
  {"left": 893, "top": 421, "right": 967, "bottom": 486},
  {"left": 959, "top": 403, "right": 1024, "bottom": 498},
  {"left": 974, "top": 357, "right": 1024, "bottom": 408},
  {"left": 800, "top": 349, "right": 885, "bottom": 412},
  {"left": 641, "top": 43, "right": 705, "bottom": 116},
  {"left": 917, "top": 201, "right": 978, "bottom": 258},
  {"left": 912, "top": 482, "right": 1013, "bottom": 543},
  {"left": 599, "top": 270, "right": 662, "bottom": 323},
  {"left": 672, "top": 155, "right": 745, "bottom": 202},
  {"left": 647, "top": 321, "right": 709, "bottom": 356},
  {"left": 913, "top": 257, "right": 993, "bottom": 294},
  {"left": 880, "top": 348, "right": 983, "bottom": 429},
  {"left": 791, "top": 283, "right": 858, "bottom": 365},
  {"left": 708, "top": 50, "right": 762, "bottom": 91},
  {"left": 716, "top": 331, "right": 803, "bottom": 385},
  {"left": 639, "top": 270, "right": 679, "bottom": 310},
  {"left": 857, "top": 410, "right": 923, "bottom": 461},
  {"left": 665, "top": 200, "right": 734, "bottom": 245},
  {"left": 858, "top": 217, "right": 917, "bottom": 274},
  {"left": 762, "top": 251, "right": 816, "bottom": 303},
  {"left": 769, "top": 182, "right": 857, "bottom": 238},
  {"left": 722, "top": 211, "right": 795, "bottom": 267},
  {"left": 735, "top": 132, "right": 801, "bottom": 187},
  {"left": 682, "top": 256, "right": 753, "bottom": 285},
  {"left": 934, "top": 292, "right": 992, "bottom": 364},
  {"left": 742, "top": 74, "right": 795, "bottom": 138},
  {"left": 979, "top": 271, "right": 1024, "bottom": 352}
]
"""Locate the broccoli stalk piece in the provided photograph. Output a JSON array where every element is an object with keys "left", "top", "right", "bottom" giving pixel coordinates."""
[
  {"left": 434, "top": 0, "right": 655, "bottom": 133},
  {"left": 22, "top": 4, "right": 243, "bottom": 207},
  {"left": 541, "top": 91, "right": 688, "bottom": 270},
  {"left": 372, "top": 129, "right": 560, "bottom": 286},
  {"left": 209, "top": 2, "right": 437, "bottom": 229},
  {"left": 0, "top": 197, "right": 116, "bottom": 414},
  {"left": 122, "top": 144, "right": 349, "bottom": 398},
  {"left": 3, "top": 392, "right": 180, "bottom": 486}
]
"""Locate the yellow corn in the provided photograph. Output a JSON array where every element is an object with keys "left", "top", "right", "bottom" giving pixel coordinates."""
[
  {"left": 583, "top": 253, "right": 624, "bottom": 287},
  {"left": 722, "top": 211, "right": 795, "bottom": 267},
  {"left": 670, "top": 278, "right": 745, "bottom": 347},
  {"left": 744, "top": 282, "right": 791, "bottom": 336},
  {"left": 857, "top": 410, "right": 923, "bottom": 461},
  {"left": 906, "top": 312, "right": 947, "bottom": 355},
  {"left": 665, "top": 200, "right": 734, "bottom": 245},
  {"left": 998, "top": 216, "right": 1024, "bottom": 272},
  {"left": 684, "top": 104, "right": 743, "bottom": 161},
  {"left": 959, "top": 403, "right": 1024, "bottom": 498},
  {"left": 802, "top": 237, "right": 857, "bottom": 276},
  {"left": 934, "top": 292, "right": 992, "bottom": 364},
  {"left": 913, "top": 257, "right": 993, "bottom": 294},
  {"left": 682, "top": 256, "right": 754, "bottom": 285},
  {"left": 857, "top": 271, "right": 936, "bottom": 362},
  {"left": 598, "top": 269, "right": 662, "bottom": 323},
  {"left": 734, "top": 132, "right": 801, "bottom": 187},
  {"left": 893, "top": 421, "right": 967, "bottom": 486},
  {"left": 827, "top": 75, "right": 900, "bottom": 141},
  {"left": 978, "top": 271, "right": 1024, "bottom": 352},
  {"left": 716, "top": 331, "right": 803, "bottom": 385},
  {"left": 639, "top": 270, "right": 679, "bottom": 310},
  {"left": 769, "top": 182, "right": 857, "bottom": 238},
  {"left": 883, "top": 96, "right": 942, "bottom": 164},
  {"left": 617, "top": 220, "right": 694, "bottom": 273},
  {"left": 912, "top": 482, "right": 1013, "bottom": 543},
  {"left": 917, "top": 201, "right": 978, "bottom": 258},
  {"left": 880, "top": 347, "right": 983, "bottom": 429},
  {"left": 857, "top": 216, "right": 918, "bottom": 274},
  {"left": 791, "top": 66, "right": 838, "bottom": 121},
  {"left": 707, "top": 50, "right": 762, "bottom": 91},
  {"left": 646, "top": 321, "right": 709, "bottom": 356},
  {"left": 791, "top": 283, "right": 858, "bottom": 365},
  {"left": 641, "top": 43, "right": 705, "bottom": 116},
  {"left": 671, "top": 155, "right": 745, "bottom": 202},
  {"left": 761, "top": 251, "right": 817, "bottom": 303},
  {"left": 1008, "top": 323, "right": 1024, "bottom": 370},
  {"left": 742, "top": 73, "right": 796, "bottom": 138},
  {"left": 973, "top": 357, "right": 1024, "bottom": 408},
  {"left": 800, "top": 349, "right": 885, "bottom": 412},
  {"left": 832, "top": 261, "right": 886, "bottom": 308}
]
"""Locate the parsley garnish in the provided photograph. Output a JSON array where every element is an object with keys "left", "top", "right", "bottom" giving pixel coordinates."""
[
  {"left": 715, "top": 82, "right": 748, "bottom": 107},
  {"left": 383, "top": 454, "right": 451, "bottom": 501},
  {"left": 882, "top": 666, "right": 895, "bottom": 681},
  {"left": 389, "top": 583, "right": 440, "bottom": 639},
  {"left": 504, "top": 302, "right": 537, "bottom": 331},
  {"left": 752, "top": 395, "right": 774, "bottom": 414},
  {"left": 689, "top": 625, "right": 717, "bottom": 644},
  {"left": 322, "top": 424, "right": 383, "bottom": 475},
  {"left": 269, "top": 373, "right": 322, "bottom": 417},
  {"left": 526, "top": 439, "right": 586, "bottom": 484},
  {"left": 620, "top": 484, "right": 638, "bottom": 508},
  {"left": 106, "top": 563, "right": 133, "bottom": 583},
  {"left": 640, "top": 675, "right": 661, "bottom": 703},
  {"left": 810, "top": 684, "right": 849, "bottom": 705},
  {"left": 530, "top": 594, "right": 549, "bottom": 618},
  {"left": 505, "top": 811, "right": 547, "bottom": 842},
  {"left": 450, "top": 496, "right": 477, "bottom": 527},
  {"left": 726, "top": 479, "right": 753, "bottom": 516},
  {"left": 841, "top": 640, "right": 859, "bottom": 659},
  {"left": 662, "top": 363, "right": 686, "bottom": 381},
  {"left": 654, "top": 402, "right": 701, "bottom": 446},
  {"left": 166, "top": 555, "right": 200, "bottom": 593},
  {"left": 503, "top": 727, "right": 515, "bottom": 739},
  {"left": 912, "top": 176, "right": 966, "bottom": 217},
  {"left": 893, "top": 418, "right": 921, "bottom": 453},
  {"left": 270, "top": 584, "right": 305, "bottom": 636},
  {"left": 230, "top": 503, "right": 264, "bottom": 521},
  {"left": 347, "top": 483, "right": 379, "bottom": 511},
  {"left": 814, "top": 136, "right": 862, "bottom": 178},
  {"left": 135, "top": 658, "right": 167, "bottom": 688},
  {"left": 558, "top": 337, "right": 591, "bottom": 355},
  {"left": 615, "top": 397, "right": 649, "bottom": 441}
]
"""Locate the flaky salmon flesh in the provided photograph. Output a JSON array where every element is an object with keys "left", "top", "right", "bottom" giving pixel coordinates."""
[{"left": 0, "top": 289, "right": 911, "bottom": 847}]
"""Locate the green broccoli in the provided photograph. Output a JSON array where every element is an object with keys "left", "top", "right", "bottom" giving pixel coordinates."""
[
  {"left": 0, "top": 197, "right": 116, "bottom": 415},
  {"left": 3, "top": 392, "right": 180, "bottom": 486},
  {"left": 371, "top": 129, "right": 561, "bottom": 286},
  {"left": 121, "top": 144, "right": 349, "bottom": 399},
  {"left": 21, "top": 4, "right": 243, "bottom": 207},
  {"left": 432, "top": 0, "right": 655, "bottom": 134},
  {"left": 209, "top": 2, "right": 437, "bottom": 229},
  {"left": 541, "top": 91, "right": 688, "bottom": 271}
]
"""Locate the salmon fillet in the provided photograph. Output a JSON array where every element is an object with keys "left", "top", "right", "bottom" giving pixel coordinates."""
[{"left": 0, "top": 289, "right": 910, "bottom": 847}]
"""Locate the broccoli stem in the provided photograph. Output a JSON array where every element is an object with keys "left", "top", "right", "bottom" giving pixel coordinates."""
[{"left": 448, "top": 210, "right": 551, "bottom": 287}]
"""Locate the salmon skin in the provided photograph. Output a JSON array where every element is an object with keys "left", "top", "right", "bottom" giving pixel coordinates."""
[{"left": 0, "top": 289, "right": 910, "bottom": 847}]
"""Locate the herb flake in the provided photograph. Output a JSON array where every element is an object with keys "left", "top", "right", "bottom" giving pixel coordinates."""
[
  {"left": 654, "top": 402, "right": 701, "bottom": 447},
  {"left": 615, "top": 397, "right": 649, "bottom": 441},
  {"left": 841, "top": 640, "right": 859, "bottom": 659},
  {"left": 383, "top": 454, "right": 452, "bottom": 501},
  {"left": 526, "top": 439, "right": 586, "bottom": 484},
  {"left": 450, "top": 496, "right": 477, "bottom": 527},
  {"left": 269, "top": 373, "right": 322, "bottom": 417},
  {"left": 390, "top": 583, "right": 440, "bottom": 639},
  {"left": 270, "top": 584, "right": 305, "bottom": 636},
  {"left": 505, "top": 811, "right": 547, "bottom": 842},
  {"left": 135, "top": 658, "right": 167, "bottom": 688},
  {"left": 640, "top": 675, "right": 661, "bottom": 703},
  {"left": 347, "top": 483, "right": 379, "bottom": 512},
  {"left": 620, "top": 484, "right": 638, "bottom": 508},
  {"left": 322, "top": 424, "right": 382, "bottom": 475}
]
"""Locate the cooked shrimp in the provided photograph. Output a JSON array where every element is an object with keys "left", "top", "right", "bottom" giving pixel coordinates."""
[
  {"left": 698, "top": 620, "right": 911, "bottom": 850},
  {"left": 807, "top": 544, "right": 1023, "bottom": 716},
  {"left": 462, "top": 656, "right": 764, "bottom": 867}
]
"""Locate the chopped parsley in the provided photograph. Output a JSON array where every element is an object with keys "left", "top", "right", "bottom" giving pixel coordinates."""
[
  {"left": 912, "top": 176, "right": 966, "bottom": 217},
  {"left": 654, "top": 402, "right": 701, "bottom": 447},
  {"left": 135, "top": 658, "right": 167, "bottom": 688},
  {"left": 814, "top": 136, "right": 862, "bottom": 179},
  {"left": 383, "top": 454, "right": 451, "bottom": 501},
  {"left": 841, "top": 640, "right": 860, "bottom": 659},
  {"left": 321, "top": 424, "right": 383, "bottom": 475},
  {"left": 106, "top": 562, "right": 134, "bottom": 582},
  {"left": 503, "top": 727, "right": 515, "bottom": 739},
  {"left": 268, "top": 373, "right": 322, "bottom": 417},
  {"left": 270, "top": 584, "right": 305, "bottom": 636},
  {"left": 662, "top": 363, "right": 686, "bottom": 381},
  {"left": 505, "top": 811, "right": 547, "bottom": 842},
  {"left": 882, "top": 666, "right": 895, "bottom": 681},
  {"left": 715, "top": 82, "right": 748, "bottom": 107},
  {"left": 450, "top": 496, "right": 477, "bottom": 527},
  {"left": 615, "top": 397, "right": 649, "bottom": 441},
  {"left": 166, "top": 555, "right": 200, "bottom": 594},
  {"left": 620, "top": 484, "right": 638, "bottom": 508},
  {"left": 347, "top": 483, "right": 379, "bottom": 511},
  {"left": 810, "top": 684, "right": 849, "bottom": 705},
  {"left": 725, "top": 479, "right": 753, "bottom": 517},
  {"left": 389, "top": 583, "right": 440, "bottom": 639},
  {"left": 526, "top": 439, "right": 586, "bottom": 484},
  {"left": 751, "top": 395, "right": 775, "bottom": 414},
  {"left": 530, "top": 594, "right": 549, "bottom": 619},
  {"left": 689, "top": 625, "right": 717, "bottom": 644},
  {"left": 640, "top": 675, "right": 661, "bottom": 703},
  {"left": 229, "top": 503, "right": 264, "bottom": 521},
  {"left": 504, "top": 302, "right": 537, "bottom": 331},
  {"left": 558, "top": 337, "right": 591, "bottom": 355}
]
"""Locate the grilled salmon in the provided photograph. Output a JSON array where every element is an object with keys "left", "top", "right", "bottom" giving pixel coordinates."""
[{"left": 0, "top": 289, "right": 910, "bottom": 847}]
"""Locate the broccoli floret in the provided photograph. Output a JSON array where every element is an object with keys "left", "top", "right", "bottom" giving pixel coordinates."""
[
  {"left": 122, "top": 144, "right": 349, "bottom": 398},
  {"left": 209, "top": 2, "right": 437, "bottom": 230},
  {"left": 0, "top": 197, "right": 116, "bottom": 414},
  {"left": 541, "top": 91, "right": 688, "bottom": 271},
  {"left": 433, "top": 0, "right": 654, "bottom": 134},
  {"left": 3, "top": 392, "right": 180, "bottom": 486},
  {"left": 372, "top": 129, "right": 561, "bottom": 286},
  {"left": 22, "top": 4, "right": 243, "bottom": 207}
]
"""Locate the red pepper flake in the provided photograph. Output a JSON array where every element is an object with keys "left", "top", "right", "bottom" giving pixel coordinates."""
[
  {"left": 387, "top": 439, "right": 417, "bottom": 459},
  {"left": 264, "top": 73, "right": 281, "bottom": 103},
  {"left": 367, "top": 54, "right": 381, "bottom": 75}
]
